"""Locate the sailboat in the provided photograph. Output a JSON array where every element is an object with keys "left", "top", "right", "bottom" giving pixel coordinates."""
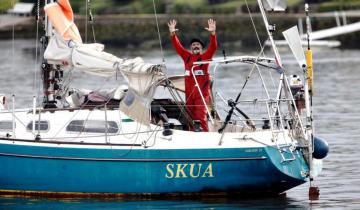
[{"left": 0, "top": 0, "right": 328, "bottom": 197}]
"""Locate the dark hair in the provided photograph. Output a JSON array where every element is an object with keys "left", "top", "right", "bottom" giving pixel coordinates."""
[{"left": 190, "top": 38, "right": 205, "bottom": 47}]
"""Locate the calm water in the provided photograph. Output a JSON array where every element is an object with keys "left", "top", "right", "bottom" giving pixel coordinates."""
[{"left": 0, "top": 39, "right": 360, "bottom": 209}]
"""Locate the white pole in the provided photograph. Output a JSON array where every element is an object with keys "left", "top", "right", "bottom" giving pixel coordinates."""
[
  {"left": 305, "top": 3, "right": 313, "bottom": 166},
  {"left": 38, "top": 106, "right": 41, "bottom": 136},
  {"left": 104, "top": 104, "right": 108, "bottom": 144},
  {"left": 213, "top": 63, "right": 220, "bottom": 117},
  {"left": 341, "top": 11, "right": 347, "bottom": 25},
  {"left": 12, "top": 95, "right": 15, "bottom": 138},
  {"left": 334, "top": 11, "right": 341, "bottom": 27},
  {"left": 32, "top": 96, "right": 36, "bottom": 135},
  {"left": 191, "top": 66, "right": 214, "bottom": 125},
  {"left": 305, "top": 4, "right": 320, "bottom": 200},
  {"left": 298, "top": 18, "right": 304, "bottom": 35}
]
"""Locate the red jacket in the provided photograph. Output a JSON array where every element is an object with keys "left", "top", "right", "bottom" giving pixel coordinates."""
[{"left": 171, "top": 34, "right": 217, "bottom": 99}]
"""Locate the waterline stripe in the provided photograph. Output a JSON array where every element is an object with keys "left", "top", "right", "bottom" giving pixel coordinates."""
[
  {"left": 0, "top": 189, "right": 264, "bottom": 198},
  {"left": 0, "top": 152, "right": 267, "bottom": 162}
]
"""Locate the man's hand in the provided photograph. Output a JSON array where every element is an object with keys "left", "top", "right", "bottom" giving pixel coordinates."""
[
  {"left": 167, "top": 19, "right": 178, "bottom": 36},
  {"left": 205, "top": 19, "right": 216, "bottom": 35}
]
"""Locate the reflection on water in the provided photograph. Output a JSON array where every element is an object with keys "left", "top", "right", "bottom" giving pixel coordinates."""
[
  {"left": 0, "top": 39, "right": 360, "bottom": 209},
  {"left": 0, "top": 196, "right": 311, "bottom": 210}
]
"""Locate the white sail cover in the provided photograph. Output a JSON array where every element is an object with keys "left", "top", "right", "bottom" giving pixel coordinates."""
[
  {"left": 119, "top": 61, "right": 164, "bottom": 125},
  {"left": 44, "top": 33, "right": 164, "bottom": 125},
  {"left": 44, "top": 32, "right": 156, "bottom": 78},
  {"left": 43, "top": 0, "right": 165, "bottom": 125}
]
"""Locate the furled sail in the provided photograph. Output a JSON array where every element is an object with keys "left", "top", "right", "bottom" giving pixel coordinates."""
[{"left": 43, "top": 0, "right": 165, "bottom": 125}]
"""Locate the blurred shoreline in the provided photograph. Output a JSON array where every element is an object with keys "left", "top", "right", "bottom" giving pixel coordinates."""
[{"left": 1, "top": 13, "right": 360, "bottom": 49}]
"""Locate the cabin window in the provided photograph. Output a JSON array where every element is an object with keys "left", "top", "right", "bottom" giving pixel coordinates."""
[
  {"left": 66, "top": 120, "right": 119, "bottom": 133},
  {"left": 26, "top": 120, "right": 49, "bottom": 132},
  {"left": 0, "top": 121, "right": 14, "bottom": 131}
]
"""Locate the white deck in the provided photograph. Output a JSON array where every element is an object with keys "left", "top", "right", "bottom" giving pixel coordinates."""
[{"left": 0, "top": 108, "right": 291, "bottom": 150}]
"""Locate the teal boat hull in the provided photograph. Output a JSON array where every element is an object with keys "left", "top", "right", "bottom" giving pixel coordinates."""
[{"left": 0, "top": 139, "right": 308, "bottom": 196}]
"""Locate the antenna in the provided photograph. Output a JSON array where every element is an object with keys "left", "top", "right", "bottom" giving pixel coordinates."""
[
  {"left": 304, "top": 3, "right": 318, "bottom": 200},
  {"left": 305, "top": 3, "right": 310, "bottom": 50}
]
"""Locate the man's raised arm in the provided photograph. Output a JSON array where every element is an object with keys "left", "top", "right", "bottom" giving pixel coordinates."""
[
  {"left": 203, "top": 19, "right": 218, "bottom": 59},
  {"left": 168, "top": 19, "right": 190, "bottom": 60}
]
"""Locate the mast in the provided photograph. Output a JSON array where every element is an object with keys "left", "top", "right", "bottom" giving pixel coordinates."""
[
  {"left": 257, "top": 0, "right": 283, "bottom": 68},
  {"left": 41, "top": 0, "right": 63, "bottom": 108}
]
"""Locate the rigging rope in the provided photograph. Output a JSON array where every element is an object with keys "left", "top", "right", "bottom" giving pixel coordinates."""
[
  {"left": 244, "top": 0, "right": 265, "bottom": 57},
  {"left": 85, "top": 0, "right": 88, "bottom": 43},
  {"left": 152, "top": 0, "right": 165, "bottom": 64},
  {"left": 85, "top": 0, "right": 96, "bottom": 43},
  {"left": 88, "top": 0, "right": 96, "bottom": 43},
  {"left": 11, "top": 0, "right": 15, "bottom": 74}
]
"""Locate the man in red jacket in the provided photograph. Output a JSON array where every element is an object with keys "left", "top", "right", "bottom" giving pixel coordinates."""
[{"left": 168, "top": 19, "right": 217, "bottom": 132}]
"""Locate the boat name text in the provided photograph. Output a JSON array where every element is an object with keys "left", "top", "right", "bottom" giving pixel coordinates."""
[{"left": 165, "top": 163, "right": 214, "bottom": 179}]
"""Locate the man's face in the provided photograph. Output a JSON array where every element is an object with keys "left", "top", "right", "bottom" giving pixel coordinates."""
[{"left": 191, "top": 42, "right": 203, "bottom": 55}]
